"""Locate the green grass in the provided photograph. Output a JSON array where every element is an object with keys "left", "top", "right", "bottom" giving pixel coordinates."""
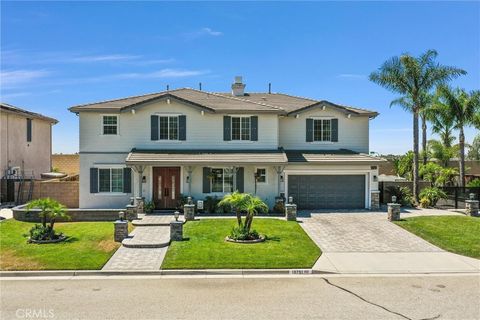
[
  {"left": 0, "top": 220, "right": 126, "bottom": 270},
  {"left": 162, "top": 218, "right": 321, "bottom": 269},
  {"left": 395, "top": 216, "right": 480, "bottom": 259}
]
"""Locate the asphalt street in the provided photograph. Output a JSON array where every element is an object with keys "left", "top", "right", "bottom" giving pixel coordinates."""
[{"left": 1, "top": 275, "right": 479, "bottom": 320}]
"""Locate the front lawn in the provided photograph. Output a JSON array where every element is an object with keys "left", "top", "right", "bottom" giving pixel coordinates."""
[
  {"left": 0, "top": 220, "right": 125, "bottom": 270},
  {"left": 395, "top": 216, "right": 480, "bottom": 259},
  {"left": 162, "top": 218, "right": 321, "bottom": 269}
]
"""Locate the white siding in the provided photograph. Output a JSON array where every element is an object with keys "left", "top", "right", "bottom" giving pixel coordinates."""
[
  {"left": 279, "top": 108, "right": 370, "bottom": 153},
  {"left": 79, "top": 100, "right": 279, "bottom": 152}
]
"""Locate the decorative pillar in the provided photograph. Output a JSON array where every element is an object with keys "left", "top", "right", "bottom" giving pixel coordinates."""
[
  {"left": 371, "top": 191, "right": 380, "bottom": 210},
  {"left": 184, "top": 204, "right": 195, "bottom": 221},
  {"left": 465, "top": 200, "right": 479, "bottom": 217},
  {"left": 285, "top": 203, "right": 297, "bottom": 221},
  {"left": 170, "top": 220, "right": 183, "bottom": 241},
  {"left": 114, "top": 217, "right": 128, "bottom": 242},
  {"left": 125, "top": 204, "right": 137, "bottom": 221},
  {"left": 387, "top": 203, "right": 401, "bottom": 221},
  {"left": 135, "top": 197, "right": 144, "bottom": 214}
]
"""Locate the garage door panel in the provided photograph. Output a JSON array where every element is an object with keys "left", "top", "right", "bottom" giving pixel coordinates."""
[{"left": 288, "top": 175, "right": 365, "bottom": 209}]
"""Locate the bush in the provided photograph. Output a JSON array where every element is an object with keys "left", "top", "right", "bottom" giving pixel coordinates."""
[
  {"left": 144, "top": 201, "right": 155, "bottom": 214},
  {"left": 386, "top": 186, "right": 414, "bottom": 206},
  {"left": 466, "top": 179, "right": 480, "bottom": 187},
  {"left": 272, "top": 201, "right": 285, "bottom": 214},
  {"left": 204, "top": 196, "right": 224, "bottom": 213},
  {"left": 419, "top": 187, "right": 447, "bottom": 207},
  {"left": 29, "top": 224, "right": 63, "bottom": 241},
  {"left": 229, "top": 226, "right": 260, "bottom": 241}
]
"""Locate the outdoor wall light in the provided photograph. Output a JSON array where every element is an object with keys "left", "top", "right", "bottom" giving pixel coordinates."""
[
  {"left": 142, "top": 176, "right": 146, "bottom": 183},
  {"left": 201, "top": 110, "right": 205, "bottom": 116},
  {"left": 347, "top": 114, "right": 352, "bottom": 119},
  {"left": 295, "top": 114, "right": 299, "bottom": 119},
  {"left": 391, "top": 196, "right": 397, "bottom": 203},
  {"left": 322, "top": 105, "right": 326, "bottom": 110},
  {"left": 288, "top": 196, "right": 293, "bottom": 204},
  {"left": 131, "top": 109, "right": 136, "bottom": 115},
  {"left": 167, "top": 98, "right": 171, "bottom": 104},
  {"left": 280, "top": 175, "right": 284, "bottom": 182},
  {"left": 174, "top": 211, "right": 180, "bottom": 221},
  {"left": 373, "top": 175, "right": 378, "bottom": 182}
]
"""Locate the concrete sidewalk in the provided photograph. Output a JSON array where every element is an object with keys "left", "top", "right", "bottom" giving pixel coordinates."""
[{"left": 300, "top": 210, "right": 480, "bottom": 274}]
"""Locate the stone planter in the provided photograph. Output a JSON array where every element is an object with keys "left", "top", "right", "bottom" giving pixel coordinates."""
[
  {"left": 387, "top": 203, "right": 401, "bottom": 221},
  {"left": 225, "top": 235, "right": 266, "bottom": 244},
  {"left": 29, "top": 235, "right": 68, "bottom": 244}
]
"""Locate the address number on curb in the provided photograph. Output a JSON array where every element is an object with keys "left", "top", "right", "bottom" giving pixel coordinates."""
[{"left": 289, "top": 269, "right": 312, "bottom": 275}]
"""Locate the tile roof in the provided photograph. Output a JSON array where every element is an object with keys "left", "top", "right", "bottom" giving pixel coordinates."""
[
  {"left": 285, "top": 150, "right": 386, "bottom": 163},
  {"left": 69, "top": 88, "right": 378, "bottom": 117},
  {"left": 0, "top": 103, "right": 58, "bottom": 123}
]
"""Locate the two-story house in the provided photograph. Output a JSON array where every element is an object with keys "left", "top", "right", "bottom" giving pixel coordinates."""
[{"left": 69, "top": 77, "right": 383, "bottom": 210}]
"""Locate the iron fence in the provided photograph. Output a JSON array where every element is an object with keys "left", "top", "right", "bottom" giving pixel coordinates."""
[{"left": 436, "top": 187, "right": 480, "bottom": 209}]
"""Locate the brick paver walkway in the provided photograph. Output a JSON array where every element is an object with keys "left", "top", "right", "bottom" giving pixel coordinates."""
[
  {"left": 102, "top": 246, "right": 167, "bottom": 270},
  {"left": 299, "top": 213, "right": 442, "bottom": 253},
  {"left": 122, "top": 226, "right": 170, "bottom": 248}
]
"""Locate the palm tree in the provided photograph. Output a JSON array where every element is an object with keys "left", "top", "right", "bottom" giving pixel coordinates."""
[
  {"left": 219, "top": 192, "right": 268, "bottom": 233},
  {"left": 369, "top": 50, "right": 466, "bottom": 203},
  {"left": 427, "top": 139, "right": 458, "bottom": 167},
  {"left": 435, "top": 86, "right": 480, "bottom": 186},
  {"left": 428, "top": 101, "right": 456, "bottom": 148},
  {"left": 242, "top": 195, "right": 268, "bottom": 233},
  {"left": 26, "top": 198, "right": 70, "bottom": 237},
  {"left": 218, "top": 191, "right": 247, "bottom": 227}
]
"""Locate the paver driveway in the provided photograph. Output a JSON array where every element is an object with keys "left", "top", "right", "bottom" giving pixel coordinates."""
[{"left": 299, "top": 213, "right": 441, "bottom": 253}]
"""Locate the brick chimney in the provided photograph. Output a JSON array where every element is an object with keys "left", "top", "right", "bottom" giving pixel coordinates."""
[{"left": 231, "top": 76, "right": 246, "bottom": 96}]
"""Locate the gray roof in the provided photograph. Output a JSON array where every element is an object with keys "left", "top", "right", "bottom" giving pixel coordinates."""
[
  {"left": 285, "top": 150, "right": 386, "bottom": 164},
  {"left": 126, "top": 149, "right": 288, "bottom": 165},
  {"left": 1, "top": 103, "right": 58, "bottom": 124},
  {"left": 69, "top": 88, "right": 378, "bottom": 117}
]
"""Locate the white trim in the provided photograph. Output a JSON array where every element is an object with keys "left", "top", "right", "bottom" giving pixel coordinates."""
[
  {"left": 284, "top": 169, "right": 371, "bottom": 209},
  {"left": 100, "top": 114, "right": 119, "bottom": 136}
]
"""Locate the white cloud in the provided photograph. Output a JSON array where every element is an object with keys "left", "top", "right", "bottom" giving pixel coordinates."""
[
  {"left": 337, "top": 73, "right": 367, "bottom": 79},
  {"left": 0, "top": 92, "right": 32, "bottom": 99},
  {"left": 109, "top": 68, "right": 209, "bottom": 80},
  {"left": 69, "top": 54, "right": 141, "bottom": 62},
  {"left": 0, "top": 69, "right": 50, "bottom": 87},
  {"left": 183, "top": 27, "right": 223, "bottom": 39},
  {"left": 200, "top": 27, "right": 223, "bottom": 36}
]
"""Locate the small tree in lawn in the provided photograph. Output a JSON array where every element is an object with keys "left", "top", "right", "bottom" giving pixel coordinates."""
[
  {"left": 243, "top": 195, "right": 269, "bottom": 234},
  {"left": 26, "top": 198, "right": 70, "bottom": 241},
  {"left": 218, "top": 191, "right": 247, "bottom": 228}
]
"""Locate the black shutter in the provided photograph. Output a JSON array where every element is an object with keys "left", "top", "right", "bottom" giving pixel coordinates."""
[
  {"left": 26, "top": 119, "right": 32, "bottom": 142},
  {"left": 151, "top": 115, "right": 159, "bottom": 140},
  {"left": 90, "top": 168, "right": 98, "bottom": 193},
  {"left": 236, "top": 167, "right": 244, "bottom": 193},
  {"left": 223, "top": 116, "right": 231, "bottom": 141},
  {"left": 331, "top": 118, "right": 338, "bottom": 142},
  {"left": 123, "top": 168, "right": 132, "bottom": 193},
  {"left": 250, "top": 116, "right": 258, "bottom": 141},
  {"left": 203, "top": 167, "right": 211, "bottom": 193},
  {"left": 306, "top": 118, "right": 313, "bottom": 142},
  {"left": 179, "top": 115, "right": 186, "bottom": 141}
]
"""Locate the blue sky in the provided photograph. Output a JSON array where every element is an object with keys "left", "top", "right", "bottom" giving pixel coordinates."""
[{"left": 1, "top": 1, "right": 479, "bottom": 154}]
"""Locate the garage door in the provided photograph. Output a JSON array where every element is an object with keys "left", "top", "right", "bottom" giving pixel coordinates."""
[{"left": 288, "top": 175, "right": 366, "bottom": 209}]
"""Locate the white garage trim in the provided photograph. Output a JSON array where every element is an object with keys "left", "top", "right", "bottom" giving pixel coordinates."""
[{"left": 284, "top": 169, "right": 371, "bottom": 209}]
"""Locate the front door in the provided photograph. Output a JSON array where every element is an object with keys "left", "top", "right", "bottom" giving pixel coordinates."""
[{"left": 153, "top": 167, "right": 181, "bottom": 209}]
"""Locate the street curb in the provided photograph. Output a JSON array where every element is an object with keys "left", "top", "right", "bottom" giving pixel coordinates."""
[{"left": 0, "top": 269, "right": 335, "bottom": 278}]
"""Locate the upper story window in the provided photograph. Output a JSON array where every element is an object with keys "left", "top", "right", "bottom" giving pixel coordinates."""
[
  {"left": 103, "top": 115, "right": 118, "bottom": 135},
  {"left": 159, "top": 116, "right": 179, "bottom": 140},
  {"left": 98, "top": 168, "right": 123, "bottom": 193},
  {"left": 313, "top": 119, "right": 331, "bottom": 142},
  {"left": 231, "top": 116, "right": 251, "bottom": 141}
]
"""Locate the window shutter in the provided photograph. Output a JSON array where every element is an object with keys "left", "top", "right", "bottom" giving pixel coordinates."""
[
  {"left": 178, "top": 115, "right": 186, "bottom": 141},
  {"left": 236, "top": 167, "right": 244, "bottom": 193},
  {"left": 123, "top": 168, "right": 132, "bottom": 193},
  {"left": 26, "top": 119, "right": 32, "bottom": 142},
  {"left": 90, "top": 168, "right": 98, "bottom": 193},
  {"left": 151, "top": 115, "right": 159, "bottom": 140},
  {"left": 250, "top": 116, "right": 258, "bottom": 141},
  {"left": 331, "top": 118, "right": 338, "bottom": 142},
  {"left": 202, "top": 167, "right": 211, "bottom": 193},
  {"left": 223, "top": 116, "right": 231, "bottom": 141},
  {"left": 306, "top": 118, "right": 313, "bottom": 142}
]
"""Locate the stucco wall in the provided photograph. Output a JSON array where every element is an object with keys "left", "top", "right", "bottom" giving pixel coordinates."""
[
  {"left": 0, "top": 111, "right": 53, "bottom": 179},
  {"left": 79, "top": 100, "right": 279, "bottom": 153},
  {"left": 279, "top": 107, "right": 370, "bottom": 153}
]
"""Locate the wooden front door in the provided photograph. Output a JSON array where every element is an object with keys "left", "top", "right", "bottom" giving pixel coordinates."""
[{"left": 153, "top": 167, "right": 181, "bottom": 209}]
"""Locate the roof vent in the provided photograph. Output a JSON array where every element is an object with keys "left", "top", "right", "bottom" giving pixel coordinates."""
[{"left": 231, "top": 76, "right": 246, "bottom": 96}]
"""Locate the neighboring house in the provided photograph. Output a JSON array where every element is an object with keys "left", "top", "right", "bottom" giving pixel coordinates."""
[
  {"left": 0, "top": 103, "right": 58, "bottom": 179},
  {"left": 69, "top": 77, "right": 384, "bottom": 210}
]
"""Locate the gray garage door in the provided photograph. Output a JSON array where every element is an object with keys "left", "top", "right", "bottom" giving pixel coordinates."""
[{"left": 288, "top": 175, "right": 366, "bottom": 209}]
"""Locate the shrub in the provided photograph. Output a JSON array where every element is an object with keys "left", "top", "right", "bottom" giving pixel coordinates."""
[
  {"left": 29, "top": 224, "right": 64, "bottom": 241},
  {"left": 386, "top": 186, "right": 414, "bottom": 206},
  {"left": 466, "top": 179, "right": 480, "bottom": 187},
  {"left": 272, "top": 201, "right": 285, "bottom": 214},
  {"left": 204, "top": 196, "right": 222, "bottom": 213},
  {"left": 144, "top": 201, "right": 155, "bottom": 214},
  {"left": 419, "top": 187, "right": 447, "bottom": 207},
  {"left": 229, "top": 226, "right": 259, "bottom": 241}
]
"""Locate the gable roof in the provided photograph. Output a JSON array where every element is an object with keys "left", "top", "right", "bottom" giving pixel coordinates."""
[
  {"left": 1, "top": 103, "right": 58, "bottom": 124},
  {"left": 69, "top": 88, "right": 378, "bottom": 117}
]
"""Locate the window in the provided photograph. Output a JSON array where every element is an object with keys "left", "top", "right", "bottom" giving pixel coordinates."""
[
  {"left": 98, "top": 168, "right": 124, "bottom": 193},
  {"left": 103, "top": 116, "right": 118, "bottom": 135},
  {"left": 231, "top": 116, "right": 250, "bottom": 140},
  {"left": 313, "top": 119, "right": 332, "bottom": 142},
  {"left": 255, "top": 168, "right": 267, "bottom": 183},
  {"left": 211, "top": 168, "right": 234, "bottom": 193},
  {"left": 26, "top": 118, "right": 32, "bottom": 142},
  {"left": 158, "top": 116, "right": 178, "bottom": 140}
]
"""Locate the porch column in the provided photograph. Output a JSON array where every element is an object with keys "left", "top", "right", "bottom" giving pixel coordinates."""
[
  {"left": 185, "top": 166, "right": 195, "bottom": 196},
  {"left": 274, "top": 166, "right": 285, "bottom": 197},
  {"left": 131, "top": 165, "right": 146, "bottom": 198}
]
